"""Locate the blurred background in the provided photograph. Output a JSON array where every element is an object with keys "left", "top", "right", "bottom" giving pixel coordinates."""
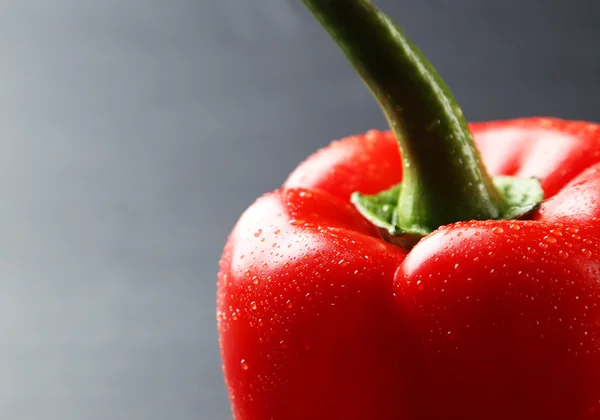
[{"left": 0, "top": 0, "right": 599, "bottom": 419}]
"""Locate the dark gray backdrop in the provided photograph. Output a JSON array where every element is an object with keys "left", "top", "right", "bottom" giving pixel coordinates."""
[{"left": 1, "top": 1, "right": 599, "bottom": 419}]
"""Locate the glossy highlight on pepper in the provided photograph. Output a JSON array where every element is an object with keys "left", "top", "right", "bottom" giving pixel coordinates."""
[{"left": 217, "top": 0, "right": 600, "bottom": 419}]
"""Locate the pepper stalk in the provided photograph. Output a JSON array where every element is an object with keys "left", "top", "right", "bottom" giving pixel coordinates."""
[{"left": 303, "top": 0, "right": 543, "bottom": 246}]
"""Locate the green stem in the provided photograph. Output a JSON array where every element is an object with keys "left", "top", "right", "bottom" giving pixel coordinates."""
[{"left": 303, "top": 0, "right": 508, "bottom": 235}]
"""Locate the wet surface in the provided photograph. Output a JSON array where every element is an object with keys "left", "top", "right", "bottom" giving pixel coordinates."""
[{"left": 0, "top": 0, "right": 599, "bottom": 419}]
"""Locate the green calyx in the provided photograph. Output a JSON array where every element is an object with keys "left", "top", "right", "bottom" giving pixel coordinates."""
[
  {"left": 303, "top": 0, "right": 543, "bottom": 246},
  {"left": 353, "top": 176, "right": 543, "bottom": 247}
]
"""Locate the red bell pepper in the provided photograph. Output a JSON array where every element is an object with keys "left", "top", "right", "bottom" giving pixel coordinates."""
[{"left": 217, "top": 1, "right": 600, "bottom": 418}]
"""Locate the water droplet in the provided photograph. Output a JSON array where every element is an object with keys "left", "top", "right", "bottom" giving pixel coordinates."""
[
  {"left": 582, "top": 249, "right": 592, "bottom": 257},
  {"left": 286, "top": 300, "right": 293, "bottom": 308},
  {"left": 252, "top": 276, "right": 260, "bottom": 285},
  {"left": 544, "top": 235, "right": 557, "bottom": 244},
  {"left": 559, "top": 250, "right": 569, "bottom": 259},
  {"left": 253, "top": 229, "right": 263, "bottom": 238},
  {"left": 492, "top": 226, "right": 504, "bottom": 234},
  {"left": 274, "top": 229, "right": 281, "bottom": 235},
  {"left": 241, "top": 359, "right": 249, "bottom": 370},
  {"left": 510, "top": 224, "right": 521, "bottom": 231},
  {"left": 250, "top": 301, "right": 257, "bottom": 310},
  {"left": 289, "top": 219, "right": 306, "bottom": 226}
]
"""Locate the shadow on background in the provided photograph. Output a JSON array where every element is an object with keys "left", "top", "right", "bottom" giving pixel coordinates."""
[{"left": 0, "top": 0, "right": 598, "bottom": 419}]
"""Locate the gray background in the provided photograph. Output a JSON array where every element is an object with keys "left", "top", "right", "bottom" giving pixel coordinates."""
[{"left": 0, "top": 0, "right": 599, "bottom": 419}]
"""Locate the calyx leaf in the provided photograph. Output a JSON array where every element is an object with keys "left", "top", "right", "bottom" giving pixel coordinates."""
[{"left": 352, "top": 176, "right": 544, "bottom": 242}]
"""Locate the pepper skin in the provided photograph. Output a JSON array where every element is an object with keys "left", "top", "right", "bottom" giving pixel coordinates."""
[{"left": 217, "top": 1, "right": 600, "bottom": 419}]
